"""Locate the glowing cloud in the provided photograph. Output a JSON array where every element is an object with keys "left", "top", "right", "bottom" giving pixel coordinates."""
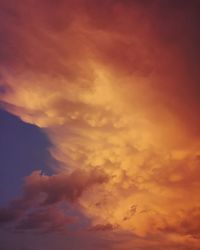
[{"left": 0, "top": 0, "right": 200, "bottom": 249}]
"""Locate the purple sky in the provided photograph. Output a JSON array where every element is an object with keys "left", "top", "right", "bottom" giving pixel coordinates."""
[{"left": 0, "top": 108, "right": 53, "bottom": 205}]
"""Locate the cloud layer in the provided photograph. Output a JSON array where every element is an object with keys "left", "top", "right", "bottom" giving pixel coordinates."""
[{"left": 0, "top": 0, "right": 200, "bottom": 249}]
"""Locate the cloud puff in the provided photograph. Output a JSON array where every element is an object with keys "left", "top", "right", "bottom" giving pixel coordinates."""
[
  {"left": 24, "top": 169, "right": 108, "bottom": 205},
  {"left": 0, "top": 168, "right": 108, "bottom": 233}
]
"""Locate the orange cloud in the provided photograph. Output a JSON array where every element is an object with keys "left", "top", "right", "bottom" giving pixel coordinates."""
[{"left": 0, "top": 0, "right": 200, "bottom": 249}]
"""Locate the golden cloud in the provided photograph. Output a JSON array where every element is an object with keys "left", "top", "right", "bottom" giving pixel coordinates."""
[{"left": 0, "top": 0, "right": 200, "bottom": 249}]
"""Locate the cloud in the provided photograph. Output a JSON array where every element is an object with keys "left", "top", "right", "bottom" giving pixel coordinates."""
[
  {"left": 0, "top": 208, "right": 21, "bottom": 225},
  {"left": 15, "top": 207, "right": 76, "bottom": 233},
  {"left": 0, "top": 168, "right": 108, "bottom": 232},
  {"left": 24, "top": 169, "right": 108, "bottom": 205},
  {"left": 160, "top": 207, "right": 200, "bottom": 239},
  {"left": 89, "top": 223, "right": 118, "bottom": 232},
  {"left": 0, "top": 0, "right": 200, "bottom": 249}
]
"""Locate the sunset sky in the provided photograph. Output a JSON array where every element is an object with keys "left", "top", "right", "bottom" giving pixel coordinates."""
[{"left": 0, "top": 1, "right": 200, "bottom": 249}]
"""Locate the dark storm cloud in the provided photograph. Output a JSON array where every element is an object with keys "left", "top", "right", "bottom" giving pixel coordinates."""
[{"left": 0, "top": 169, "right": 108, "bottom": 231}]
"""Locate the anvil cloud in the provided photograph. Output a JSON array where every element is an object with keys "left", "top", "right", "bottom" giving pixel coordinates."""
[{"left": 0, "top": 0, "right": 200, "bottom": 249}]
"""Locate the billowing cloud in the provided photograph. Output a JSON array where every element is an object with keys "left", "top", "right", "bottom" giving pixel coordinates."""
[
  {"left": 0, "top": 0, "right": 200, "bottom": 249},
  {"left": 0, "top": 168, "right": 108, "bottom": 233}
]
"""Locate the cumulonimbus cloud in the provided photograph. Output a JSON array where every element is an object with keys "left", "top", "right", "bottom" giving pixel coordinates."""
[{"left": 0, "top": 0, "right": 200, "bottom": 249}]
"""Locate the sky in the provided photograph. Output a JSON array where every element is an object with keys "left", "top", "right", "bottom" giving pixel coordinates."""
[{"left": 0, "top": 0, "right": 200, "bottom": 249}]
